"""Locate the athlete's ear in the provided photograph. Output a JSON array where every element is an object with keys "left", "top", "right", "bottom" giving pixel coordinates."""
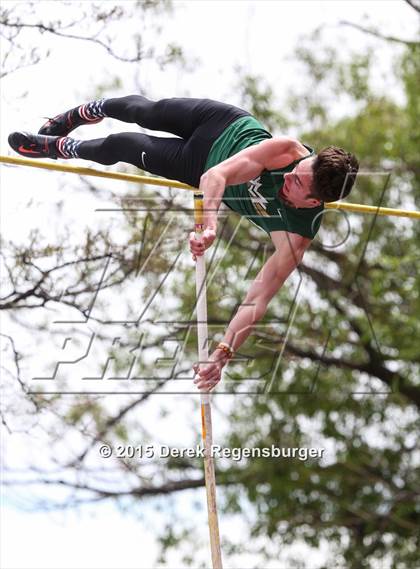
[
  {"left": 305, "top": 192, "right": 319, "bottom": 201},
  {"left": 309, "top": 198, "right": 322, "bottom": 206},
  {"left": 305, "top": 189, "right": 322, "bottom": 204}
]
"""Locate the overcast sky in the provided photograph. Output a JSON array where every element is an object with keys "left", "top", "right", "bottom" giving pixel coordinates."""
[{"left": 1, "top": 2, "right": 418, "bottom": 568}]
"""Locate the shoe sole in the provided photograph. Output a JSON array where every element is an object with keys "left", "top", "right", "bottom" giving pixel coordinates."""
[{"left": 8, "top": 131, "right": 57, "bottom": 159}]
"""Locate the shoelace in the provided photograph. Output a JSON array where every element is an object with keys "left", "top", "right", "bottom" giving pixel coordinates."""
[{"left": 41, "top": 116, "right": 57, "bottom": 125}]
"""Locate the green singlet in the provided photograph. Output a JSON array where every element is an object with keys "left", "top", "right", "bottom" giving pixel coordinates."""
[{"left": 203, "top": 116, "right": 324, "bottom": 239}]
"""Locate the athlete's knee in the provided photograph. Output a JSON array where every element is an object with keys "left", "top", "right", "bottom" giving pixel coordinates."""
[
  {"left": 104, "top": 94, "right": 154, "bottom": 124},
  {"left": 98, "top": 133, "right": 126, "bottom": 164},
  {"left": 123, "top": 95, "right": 155, "bottom": 121}
]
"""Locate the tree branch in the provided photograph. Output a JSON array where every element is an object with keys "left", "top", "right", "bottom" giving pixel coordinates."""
[
  {"left": 339, "top": 20, "right": 419, "bottom": 47},
  {"left": 404, "top": 0, "right": 420, "bottom": 14},
  {"left": 0, "top": 20, "right": 145, "bottom": 63},
  {"left": 73, "top": 381, "right": 169, "bottom": 465}
]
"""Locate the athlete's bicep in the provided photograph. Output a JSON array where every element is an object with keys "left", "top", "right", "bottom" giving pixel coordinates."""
[
  {"left": 270, "top": 230, "right": 312, "bottom": 255},
  {"left": 212, "top": 138, "right": 300, "bottom": 186},
  {"left": 212, "top": 151, "right": 265, "bottom": 186}
]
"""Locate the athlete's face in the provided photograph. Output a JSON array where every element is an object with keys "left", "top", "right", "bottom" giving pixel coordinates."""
[{"left": 280, "top": 157, "right": 321, "bottom": 208}]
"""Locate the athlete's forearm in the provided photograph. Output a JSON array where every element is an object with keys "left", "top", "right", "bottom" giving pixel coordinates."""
[
  {"left": 199, "top": 169, "right": 226, "bottom": 230},
  {"left": 221, "top": 296, "right": 268, "bottom": 355},
  {"left": 218, "top": 245, "right": 307, "bottom": 359},
  {"left": 211, "top": 302, "right": 266, "bottom": 367}
]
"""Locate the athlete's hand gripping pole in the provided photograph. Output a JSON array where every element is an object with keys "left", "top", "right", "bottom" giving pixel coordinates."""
[{"left": 193, "top": 190, "right": 223, "bottom": 569}]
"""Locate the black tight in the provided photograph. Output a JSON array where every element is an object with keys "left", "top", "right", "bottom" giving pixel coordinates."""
[{"left": 77, "top": 95, "right": 250, "bottom": 187}]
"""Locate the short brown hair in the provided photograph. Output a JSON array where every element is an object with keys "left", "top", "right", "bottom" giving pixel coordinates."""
[{"left": 311, "top": 146, "right": 359, "bottom": 202}]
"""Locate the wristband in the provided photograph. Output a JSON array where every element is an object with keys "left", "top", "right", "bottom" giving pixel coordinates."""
[{"left": 216, "top": 342, "right": 234, "bottom": 359}]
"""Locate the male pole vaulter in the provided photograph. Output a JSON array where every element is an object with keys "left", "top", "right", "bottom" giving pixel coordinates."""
[{"left": 9, "top": 95, "right": 359, "bottom": 390}]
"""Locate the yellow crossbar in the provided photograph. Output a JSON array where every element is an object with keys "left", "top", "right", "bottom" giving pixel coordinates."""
[
  {"left": 1, "top": 155, "right": 419, "bottom": 220},
  {"left": 0, "top": 155, "right": 191, "bottom": 190}
]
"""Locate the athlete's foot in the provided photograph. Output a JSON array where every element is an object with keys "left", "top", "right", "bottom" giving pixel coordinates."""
[
  {"left": 8, "top": 131, "right": 63, "bottom": 159},
  {"left": 39, "top": 101, "right": 105, "bottom": 136}
]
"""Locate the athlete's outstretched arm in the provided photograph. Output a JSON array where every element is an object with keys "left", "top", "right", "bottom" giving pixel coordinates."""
[{"left": 193, "top": 230, "right": 311, "bottom": 390}]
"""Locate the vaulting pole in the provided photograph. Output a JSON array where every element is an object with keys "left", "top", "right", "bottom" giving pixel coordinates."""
[{"left": 193, "top": 190, "right": 223, "bottom": 569}]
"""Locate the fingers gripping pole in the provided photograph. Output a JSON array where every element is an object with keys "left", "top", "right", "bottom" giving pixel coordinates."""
[{"left": 193, "top": 191, "right": 223, "bottom": 569}]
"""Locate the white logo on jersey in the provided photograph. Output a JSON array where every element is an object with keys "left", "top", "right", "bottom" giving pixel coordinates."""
[{"left": 247, "top": 176, "right": 270, "bottom": 215}]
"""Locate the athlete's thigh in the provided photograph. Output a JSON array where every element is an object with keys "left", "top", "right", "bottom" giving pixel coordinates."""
[
  {"left": 157, "top": 97, "right": 250, "bottom": 140},
  {"left": 109, "top": 132, "right": 187, "bottom": 180}
]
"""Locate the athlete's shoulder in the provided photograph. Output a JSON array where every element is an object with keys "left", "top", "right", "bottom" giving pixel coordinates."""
[
  {"left": 254, "top": 137, "right": 307, "bottom": 170},
  {"left": 265, "top": 137, "right": 311, "bottom": 158},
  {"left": 294, "top": 141, "right": 314, "bottom": 160}
]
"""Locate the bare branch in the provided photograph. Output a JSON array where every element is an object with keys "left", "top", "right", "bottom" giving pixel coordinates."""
[
  {"left": 0, "top": 20, "right": 145, "bottom": 63},
  {"left": 73, "top": 381, "right": 169, "bottom": 464},
  {"left": 0, "top": 410, "right": 12, "bottom": 434},
  {"left": 3, "top": 476, "right": 207, "bottom": 500},
  {"left": 404, "top": 0, "right": 420, "bottom": 14},
  {"left": 0, "top": 333, "right": 42, "bottom": 411},
  {"left": 0, "top": 333, "right": 25, "bottom": 393},
  {"left": 339, "top": 20, "right": 419, "bottom": 47}
]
